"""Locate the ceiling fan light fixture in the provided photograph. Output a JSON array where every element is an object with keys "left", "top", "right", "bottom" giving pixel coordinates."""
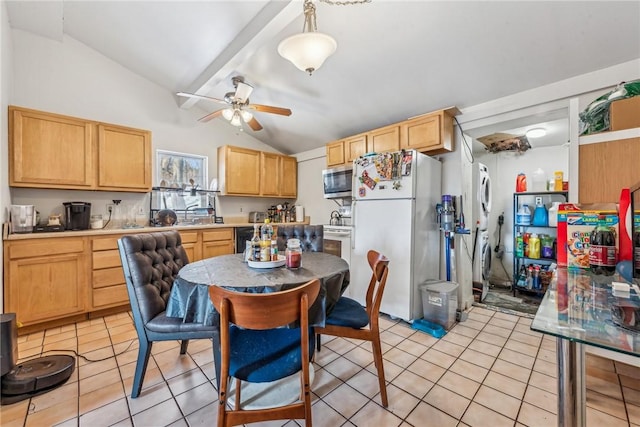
[
  {"left": 240, "top": 110, "right": 253, "bottom": 122},
  {"left": 278, "top": 0, "right": 337, "bottom": 75},
  {"left": 230, "top": 111, "right": 242, "bottom": 127},
  {"left": 526, "top": 127, "right": 547, "bottom": 138},
  {"left": 221, "top": 108, "right": 234, "bottom": 121}
]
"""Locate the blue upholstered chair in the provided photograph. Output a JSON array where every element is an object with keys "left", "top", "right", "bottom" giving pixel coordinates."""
[
  {"left": 315, "top": 250, "right": 390, "bottom": 407},
  {"left": 208, "top": 279, "right": 320, "bottom": 427},
  {"left": 117, "top": 231, "right": 219, "bottom": 398}
]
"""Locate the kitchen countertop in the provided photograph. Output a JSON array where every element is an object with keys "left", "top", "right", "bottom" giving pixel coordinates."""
[{"left": 2, "top": 217, "right": 310, "bottom": 241}]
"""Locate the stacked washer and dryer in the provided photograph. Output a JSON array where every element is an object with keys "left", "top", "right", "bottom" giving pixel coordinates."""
[{"left": 473, "top": 163, "right": 492, "bottom": 302}]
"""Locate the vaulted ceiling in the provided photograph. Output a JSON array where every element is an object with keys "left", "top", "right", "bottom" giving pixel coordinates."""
[{"left": 6, "top": 1, "right": 640, "bottom": 154}]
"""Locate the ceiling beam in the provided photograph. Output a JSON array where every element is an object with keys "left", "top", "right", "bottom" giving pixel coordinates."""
[{"left": 179, "top": 0, "right": 301, "bottom": 109}]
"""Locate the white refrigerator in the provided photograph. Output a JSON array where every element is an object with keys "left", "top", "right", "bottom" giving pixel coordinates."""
[{"left": 350, "top": 149, "right": 441, "bottom": 321}]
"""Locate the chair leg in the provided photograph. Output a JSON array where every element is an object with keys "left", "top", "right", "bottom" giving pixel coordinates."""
[
  {"left": 180, "top": 339, "right": 189, "bottom": 354},
  {"left": 316, "top": 333, "right": 321, "bottom": 352},
  {"left": 371, "top": 335, "right": 388, "bottom": 407},
  {"left": 131, "top": 339, "right": 152, "bottom": 398},
  {"left": 212, "top": 334, "right": 221, "bottom": 391}
]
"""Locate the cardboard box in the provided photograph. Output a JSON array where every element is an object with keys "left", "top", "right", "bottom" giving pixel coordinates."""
[
  {"left": 610, "top": 96, "right": 640, "bottom": 131},
  {"left": 563, "top": 204, "right": 619, "bottom": 270},
  {"left": 557, "top": 203, "right": 581, "bottom": 267}
]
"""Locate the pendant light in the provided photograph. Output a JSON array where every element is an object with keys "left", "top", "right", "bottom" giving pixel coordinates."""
[{"left": 278, "top": 0, "right": 337, "bottom": 75}]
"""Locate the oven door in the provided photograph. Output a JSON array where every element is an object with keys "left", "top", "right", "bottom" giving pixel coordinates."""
[{"left": 323, "top": 228, "right": 351, "bottom": 266}]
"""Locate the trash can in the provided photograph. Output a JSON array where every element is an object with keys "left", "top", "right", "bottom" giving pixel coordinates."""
[{"left": 420, "top": 280, "right": 458, "bottom": 330}]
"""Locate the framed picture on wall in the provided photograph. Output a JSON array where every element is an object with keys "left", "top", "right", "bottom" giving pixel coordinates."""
[{"left": 156, "top": 150, "right": 208, "bottom": 189}]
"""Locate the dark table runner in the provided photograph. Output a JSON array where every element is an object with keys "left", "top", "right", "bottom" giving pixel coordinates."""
[{"left": 166, "top": 252, "right": 350, "bottom": 327}]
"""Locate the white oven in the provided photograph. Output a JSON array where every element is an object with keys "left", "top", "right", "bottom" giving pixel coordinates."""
[{"left": 323, "top": 225, "right": 352, "bottom": 266}]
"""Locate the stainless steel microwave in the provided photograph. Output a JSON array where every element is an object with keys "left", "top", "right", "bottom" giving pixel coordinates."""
[{"left": 322, "top": 165, "right": 353, "bottom": 199}]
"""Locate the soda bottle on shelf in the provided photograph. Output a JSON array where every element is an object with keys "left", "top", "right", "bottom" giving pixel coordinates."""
[{"left": 589, "top": 217, "right": 617, "bottom": 275}]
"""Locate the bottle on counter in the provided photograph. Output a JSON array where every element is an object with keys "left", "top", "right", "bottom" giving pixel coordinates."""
[
  {"left": 285, "top": 238, "right": 302, "bottom": 269},
  {"left": 261, "top": 219, "right": 273, "bottom": 241},
  {"left": 589, "top": 217, "right": 617, "bottom": 275},
  {"left": 251, "top": 224, "right": 261, "bottom": 261},
  {"left": 271, "top": 239, "right": 278, "bottom": 261}
]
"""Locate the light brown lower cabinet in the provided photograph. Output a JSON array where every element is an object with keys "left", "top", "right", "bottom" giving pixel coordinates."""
[{"left": 3, "top": 227, "right": 236, "bottom": 333}]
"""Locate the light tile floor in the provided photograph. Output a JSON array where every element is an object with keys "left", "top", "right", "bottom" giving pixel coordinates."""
[{"left": 1, "top": 307, "right": 639, "bottom": 427}]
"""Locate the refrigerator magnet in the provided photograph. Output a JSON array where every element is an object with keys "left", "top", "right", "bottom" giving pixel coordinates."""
[{"left": 358, "top": 186, "right": 366, "bottom": 198}]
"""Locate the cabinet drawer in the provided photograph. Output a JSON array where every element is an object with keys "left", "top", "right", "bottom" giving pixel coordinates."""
[
  {"left": 202, "top": 228, "right": 234, "bottom": 242},
  {"left": 93, "top": 284, "right": 129, "bottom": 308},
  {"left": 93, "top": 236, "right": 121, "bottom": 251},
  {"left": 8, "top": 238, "right": 85, "bottom": 259},
  {"left": 93, "top": 249, "right": 121, "bottom": 270},
  {"left": 93, "top": 266, "right": 125, "bottom": 289},
  {"left": 179, "top": 231, "right": 199, "bottom": 244}
]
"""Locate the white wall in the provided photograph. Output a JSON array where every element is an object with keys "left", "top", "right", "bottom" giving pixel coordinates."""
[
  {"left": 9, "top": 30, "right": 287, "bottom": 221},
  {"left": 1, "top": 1, "right": 14, "bottom": 312}
]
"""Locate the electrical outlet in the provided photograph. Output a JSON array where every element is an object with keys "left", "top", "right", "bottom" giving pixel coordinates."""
[{"left": 106, "top": 204, "right": 114, "bottom": 214}]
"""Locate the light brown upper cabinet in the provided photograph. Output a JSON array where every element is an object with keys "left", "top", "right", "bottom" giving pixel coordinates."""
[
  {"left": 280, "top": 155, "right": 297, "bottom": 198},
  {"left": 260, "top": 151, "right": 281, "bottom": 197},
  {"left": 325, "top": 107, "right": 459, "bottom": 166},
  {"left": 326, "top": 139, "right": 346, "bottom": 167},
  {"left": 368, "top": 125, "right": 400, "bottom": 154},
  {"left": 218, "top": 145, "right": 261, "bottom": 196},
  {"left": 579, "top": 135, "right": 640, "bottom": 204},
  {"left": 400, "top": 107, "right": 459, "bottom": 155},
  {"left": 9, "top": 106, "right": 151, "bottom": 192},
  {"left": 97, "top": 124, "right": 151, "bottom": 191}
]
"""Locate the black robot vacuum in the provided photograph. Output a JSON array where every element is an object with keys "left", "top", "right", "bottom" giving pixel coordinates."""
[{"left": 1, "top": 313, "right": 75, "bottom": 405}]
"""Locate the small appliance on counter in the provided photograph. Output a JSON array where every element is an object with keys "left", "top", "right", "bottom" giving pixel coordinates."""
[
  {"left": 248, "top": 211, "right": 267, "bottom": 223},
  {"left": 33, "top": 214, "right": 65, "bottom": 233},
  {"left": 9, "top": 205, "right": 36, "bottom": 233},
  {"left": 63, "top": 202, "right": 91, "bottom": 230}
]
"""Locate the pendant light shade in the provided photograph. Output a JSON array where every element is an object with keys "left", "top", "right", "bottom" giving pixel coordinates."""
[{"left": 278, "top": 0, "right": 336, "bottom": 75}]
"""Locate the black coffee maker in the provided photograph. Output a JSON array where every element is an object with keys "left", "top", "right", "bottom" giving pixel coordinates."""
[{"left": 63, "top": 202, "right": 91, "bottom": 230}]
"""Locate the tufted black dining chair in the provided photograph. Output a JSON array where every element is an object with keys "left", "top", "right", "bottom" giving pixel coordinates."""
[
  {"left": 117, "top": 230, "right": 219, "bottom": 398},
  {"left": 276, "top": 224, "right": 324, "bottom": 252}
]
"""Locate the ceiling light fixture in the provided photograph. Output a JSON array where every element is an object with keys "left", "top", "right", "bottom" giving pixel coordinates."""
[
  {"left": 221, "top": 108, "right": 234, "bottom": 121},
  {"left": 277, "top": 0, "right": 337, "bottom": 75},
  {"left": 229, "top": 111, "right": 242, "bottom": 127},
  {"left": 526, "top": 128, "right": 547, "bottom": 138}
]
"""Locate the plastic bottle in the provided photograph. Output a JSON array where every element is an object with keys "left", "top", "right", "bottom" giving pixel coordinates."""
[
  {"left": 541, "top": 235, "right": 554, "bottom": 258},
  {"left": 532, "top": 198, "right": 548, "bottom": 227},
  {"left": 589, "top": 217, "right": 616, "bottom": 275},
  {"left": 516, "top": 173, "right": 527, "bottom": 193},
  {"left": 271, "top": 239, "right": 278, "bottom": 261},
  {"left": 251, "top": 224, "right": 261, "bottom": 261},
  {"left": 531, "top": 168, "right": 546, "bottom": 192},
  {"left": 529, "top": 233, "right": 541, "bottom": 259},
  {"left": 548, "top": 202, "right": 560, "bottom": 227},
  {"left": 515, "top": 232, "right": 524, "bottom": 257},
  {"left": 516, "top": 204, "right": 532, "bottom": 226},
  {"left": 554, "top": 171, "right": 564, "bottom": 191}
]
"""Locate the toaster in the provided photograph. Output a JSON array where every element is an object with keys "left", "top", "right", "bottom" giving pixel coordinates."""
[{"left": 248, "top": 211, "right": 267, "bottom": 223}]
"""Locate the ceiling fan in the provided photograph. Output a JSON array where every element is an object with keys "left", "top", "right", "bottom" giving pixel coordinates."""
[{"left": 177, "top": 76, "right": 292, "bottom": 131}]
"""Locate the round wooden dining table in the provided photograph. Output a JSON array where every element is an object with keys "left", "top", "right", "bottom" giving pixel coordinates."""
[{"left": 166, "top": 252, "right": 350, "bottom": 327}]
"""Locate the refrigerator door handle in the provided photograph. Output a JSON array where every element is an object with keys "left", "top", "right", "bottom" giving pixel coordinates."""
[{"left": 351, "top": 200, "right": 356, "bottom": 250}]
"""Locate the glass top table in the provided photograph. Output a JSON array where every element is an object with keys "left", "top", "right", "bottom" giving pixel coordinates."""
[{"left": 530, "top": 268, "right": 639, "bottom": 427}]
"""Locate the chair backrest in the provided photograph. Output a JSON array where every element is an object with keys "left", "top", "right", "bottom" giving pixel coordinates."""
[
  {"left": 208, "top": 279, "right": 321, "bottom": 330},
  {"left": 364, "top": 250, "right": 390, "bottom": 318},
  {"left": 117, "top": 231, "right": 189, "bottom": 325},
  {"left": 276, "top": 225, "right": 324, "bottom": 252}
]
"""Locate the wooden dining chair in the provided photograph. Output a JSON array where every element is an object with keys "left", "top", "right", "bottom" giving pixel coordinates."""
[
  {"left": 208, "top": 279, "right": 321, "bottom": 427},
  {"left": 314, "top": 250, "right": 390, "bottom": 407}
]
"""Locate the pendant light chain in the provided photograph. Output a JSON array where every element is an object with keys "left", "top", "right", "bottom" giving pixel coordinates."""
[{"left": 319, "top": 0, "right": 371, "bottom": 5}]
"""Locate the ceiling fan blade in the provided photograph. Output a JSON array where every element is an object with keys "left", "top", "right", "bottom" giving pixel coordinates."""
[
  {"left": 247, "top": 117, "right": 263, "bottom": 131},
  {"left": 234, "top": 82, "right": 254, "bottom": 103},
  {"left": 247, "top": 104, "right": 292, "bottom": 116},
  {"left": 198, "top": 109, "right": 224, "bottom": 123},
  {"left": 177, "top": 92, "right": 227, "bottom": 105}
]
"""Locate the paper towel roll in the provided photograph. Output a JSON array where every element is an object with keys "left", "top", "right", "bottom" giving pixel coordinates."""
[{"left": 295, "top": 205, "right": 304, "bottom": 222}]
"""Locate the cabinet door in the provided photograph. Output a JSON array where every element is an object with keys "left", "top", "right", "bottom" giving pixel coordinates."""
[
  {"left": 579, "top": 138, "right": 640, "bottom": 203},
  {"left": 368, "top": 125, "right": 400, "bottom": 153},
  {"left": 9, "top": 106, "right": 94, "bottom": 188},
  {"left": 280, "top": 155, "right": 298, "bottom": 198},
  {"left": 91, "top": 236, "right": 129, "bottom": 310},
  {"left": 219, "top": 146, "right": 261, "bottom": 195},
  {"left": 260, "top": 152, "right": 280, "bottom": 197},
  {"left": 202, "top": 241, "right": 235, "bottom": 258},
  {"left": 326, "top": 140, "right": 345, "bottom": 167},
  {"left": 7, "top": 247, "right": 87, "bottom": 325},
  {"left": 179, "top": 231, "right": 201, "bottom": 262},
  {"left": 345, "top": 134, "right": 367, "bottom": 163},
  {"left": 97, "top": 124, "right": 151, "bottom": 192},
  {"left": 401, "top": 114, "right": 441, "bottom": 151}
]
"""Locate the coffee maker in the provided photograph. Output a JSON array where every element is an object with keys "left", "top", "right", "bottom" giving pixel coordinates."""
[{"left": 63, "top": 202, "right": 91, "bottom": 230}]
